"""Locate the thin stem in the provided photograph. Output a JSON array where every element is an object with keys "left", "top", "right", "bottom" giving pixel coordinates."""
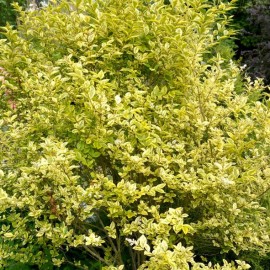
[
  {"left": 256, "top": 185, "right": 270, "bottom": 199},
  {"left": 83, "top": 245, "right": 110, "bottom": 266},
  {"left": 128, "top": 245, "right": 137, "bottom": 270},
  {"left": 60, "top": 247, "right": 87, "bottom": 270},
  {"left": 96, "top": 214, "right": 119, "bottom": 256},
  {"left": 141, "top": 250, "right": 146, "bottom": 264},
  {"left": 116, "top": 231, "right": 124, "bottom": 266},
  {"left": 137, "top": 249, "right": 140, "bottom": 268}
]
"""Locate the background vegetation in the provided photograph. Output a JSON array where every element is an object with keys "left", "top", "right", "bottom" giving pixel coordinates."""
[
  {"left": 233, "top": 0, "right": 270, "bottom": 84},
  {"left": 0, "top": 0, "right": 26, "bottom": 27}
]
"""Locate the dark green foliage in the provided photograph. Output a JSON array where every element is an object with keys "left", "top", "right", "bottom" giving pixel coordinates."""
[
  {"left": 232, "top": 0, "right": 270, "bottom": 84},
  {"left": 0, "top": 0, "right": 26, "bottom": 27}
]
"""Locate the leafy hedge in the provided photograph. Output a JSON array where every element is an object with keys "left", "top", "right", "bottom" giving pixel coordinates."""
[{"left": 1, "top": 0, "right": 270, "bottom": 269}]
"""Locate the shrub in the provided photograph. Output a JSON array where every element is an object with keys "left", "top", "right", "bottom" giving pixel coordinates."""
[{"left": 0, "top": 0, "right": 270, "bottom": 269}]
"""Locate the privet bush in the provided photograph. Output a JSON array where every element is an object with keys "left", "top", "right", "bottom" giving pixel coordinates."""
[{"left": 0, "top": 0, "right": 270, "bottom": 269}]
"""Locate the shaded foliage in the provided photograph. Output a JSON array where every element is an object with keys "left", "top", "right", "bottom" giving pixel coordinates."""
[
  {"left": 0, "top": 0, "right": 26, "bottom": 27},
  {"left": 233, "top": 0, "right": 270, "bottom": 84}
]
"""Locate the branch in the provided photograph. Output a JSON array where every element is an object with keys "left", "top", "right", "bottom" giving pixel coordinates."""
[
  {"left": 83, "top": 245, "right": 110, "bottom": 266},
  {"left": 96, "top": 213, "right": 119, "bottom": 256},
  {"left": 128, "top": 245, "right": 137, "bottom": 270}
]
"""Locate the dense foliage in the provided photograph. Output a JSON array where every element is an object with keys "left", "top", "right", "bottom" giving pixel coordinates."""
[
  {"left": 0, "top": 0, "right": 26, "bottom": 27},
  {"left": 233, "top": 0, "right": 270, "bottom": 84},
  {"left": 1, "top": 0, "right": 270, "bottom": 269}
]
